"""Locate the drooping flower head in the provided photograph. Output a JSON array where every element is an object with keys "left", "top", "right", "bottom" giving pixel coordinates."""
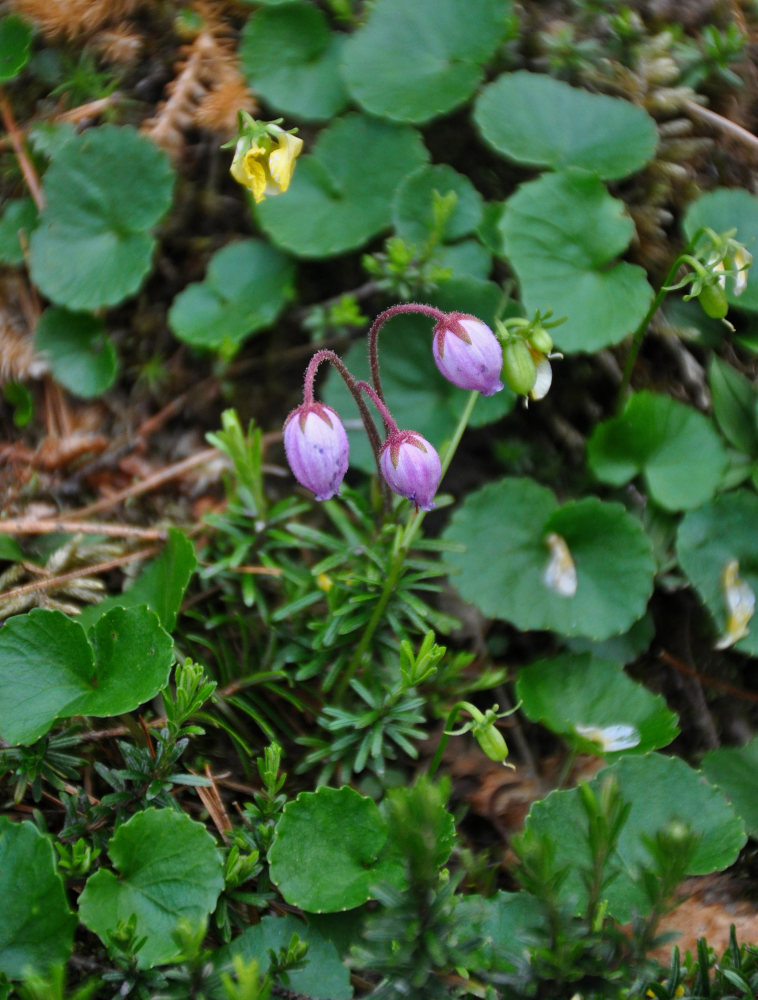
[
  {"left": 380, "top": 430, "right": 441, "bottom": 511},
  {"left": 283, "top": 402, "right": 349, "bottom": 501},
  {"left": 432, "top": 313, "right": 504, "bottom": 396},
  {"left": 230, "top": 116, "right": 303, "bottom": 203}
]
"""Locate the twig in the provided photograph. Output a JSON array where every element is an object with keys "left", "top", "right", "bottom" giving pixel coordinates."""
[
  {"left": 0, "top": 519, "right": 167, "bottom": 540},
  {"left": 65, "top": 446, "right": 222, "bottom": 518},
  {"left": 660, "top": 648, "right": 758, "bottom": 704},
  {"left": 0, "top": 90, "right": 45, "bottom": 209},
  {"left": 0, "top": 545, "right": 159, "bottom": 603},
  {"left": 683, "top": 99, "right": 758, "bottom": 157}
]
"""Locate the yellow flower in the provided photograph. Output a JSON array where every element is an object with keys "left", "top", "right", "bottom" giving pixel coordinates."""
[{"left": 230, "top": 124, "right": 303, "bottom": 203}]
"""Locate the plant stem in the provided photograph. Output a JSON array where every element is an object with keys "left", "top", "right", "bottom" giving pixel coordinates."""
[
  {"left": 616, "top": 232, "right": 711, "bottom": 410},
  {"left": 427, "top": 702, "right": 465, "bottom": 779},
  {"left": 336, "top": 390, "right": 479, "bottom": 700},
  {"left": 616, "top": 258, "right": 682, "bottom": 411},
  {"left": 366, "top": 302, "right": 448, "bottom": 406}
]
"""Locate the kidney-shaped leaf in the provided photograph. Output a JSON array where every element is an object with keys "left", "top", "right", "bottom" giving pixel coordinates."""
[
  {"left": 240, "top": 3, "right": 347, "bottom": 121},
  {"left": 342, "top": 0, "right": 509, "bottom": 124},
  {"left": 500, "top": 169, "right": 654, "bottom": 352},
  {"left": 77, "top": 528, "right": 196, "bottom": 633},
  {"left": 30, "top": 125, "right": 174, "bottom": 311},
  {"left": 676, "top": 489, "right": 758, "bottom": 655},
  {"left": 269, "top": 785, "right": 404, "bottom": 912},
  {"left": 0, "top": 605, "right": 173, "bottom": 745},
  {"left": 0, "top": 818, "right": 76, "bottom": 979},
  {"left": 523, "top": 753, "right": 745, "bottom": 922},
  {"left": 36, "top": 307, "right": 118, "bottom": 398},
  {"left": 517, "top": 652, "right": 679, "bottom": 756},
  {"left": 475, "top": 72, "right": 657, "bottom": 180},
  {"left": 443, "top": 478, "right": 655, "bottom": 640},
  {"left": 169, "top": 239, "right": 295, "bottom": 353},
  {"left": 709, "top": 355, "right": 758, "bottom": 457},
  {"left": 256, "top": 114, "right": 427, "bottom": 258},
  {"left": 216, "top": 914, "right": 352, "bottom": 1000},
  {"left": 588, "top": 391, "right": 727, "bottom": 511},
  {"left": 79, "top": 808, "right": 223, "bottom": 968},
  {"left": 701, "top": 737, "right": 758, "bottom": 839},
  {"left": 393, "top": 164, "right": 484, "bottom": 245}
]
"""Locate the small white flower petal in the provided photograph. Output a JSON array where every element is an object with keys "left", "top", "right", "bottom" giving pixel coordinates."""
[
  {"left": 530, "top": 358, "right": 553, "bottom": 400},
  {"left": 575, "top": 723, "right": 640, "bottom": 753},
  {"left": 715, "top": 558, "right": 755, "bottom": 649},
  {"left": 543, "top": 531, "right": 577, "bottom": 597}
]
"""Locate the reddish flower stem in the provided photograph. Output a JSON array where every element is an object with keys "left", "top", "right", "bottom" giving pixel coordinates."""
[{"left": 366, "top": 302, "right": 450, "bottom": 404}]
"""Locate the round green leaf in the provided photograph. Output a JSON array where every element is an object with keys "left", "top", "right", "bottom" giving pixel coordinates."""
[
  {"left": 709, "top": 355, "right": 758, "bottom": 456},
  {"left": 701, "top": 737, "right": 758, "bottom": 839},
  {"left": 168, "top": 239, "right": 295, "bottom": 353},
  {"left": 217, "top": 914, "right": 352, "bottom": 1000},
  {"left": 676, "top": 489, "right": 758, "bottom": 654},
  {"left": 499, "top": 169, "right": 654, "bottom": 352},
  {"left": 0, "top": 609, "right": 94, "bottom": 745},
  {"left": 683, "top": 188, "right": 758, "bottom": 312},
  {"left": 393, "top": 164, "right": 484, "bottom": 245},
  {"left": 588, "top": 391, "right": 727, "bottom": 511},
  {"left": 442, "top": 478, "right": 655, "bottom": 640},
  {"left": 36, "top": 307, "right": 118, "bottom": 398},
  {"left": 79, "top": 808, "right": 224, "bottom": 968},
  {"left": 0, "top": 15, "right": 33, "bottom": 83},
  {"left": 342, "top": 0, "right": 509, "bottom": 124},
  {"left": 269, "top": 786, "right": 403, "bottom": 912},
  {"left": 0, "top": 818, "right": 75, "bottom": 978},
  {"left": 475, "top": 72, "right": 658, "bottom": 180},
  {"left": 73, "top": 605, "right": 174, "bottom": 717},
  {"left": 256, "top": 114, "right": 428, "bottom": 258},
  {"left": 523, "top": 754, "right": 746, "bottom": 922},
  {"left": 78, "top": 527, "right": 196, "bottom": 633},
  {"left": 240, "top": 3, "right": 347, "bottom": 121},
  {"left": 0, "top": 605, "right": 173, "bottom": 745},
  {"left": 438, "top": 238, "right": 492, "bottom": 280},
  {"left": 0, "top": 196, "right": 38, "bottom": 265},
  {"left": 517, "top": 652, "right": 679, "bottom": 756},
  {"left": 324, "top": 281, "right": 511, "bottom": 474},
  {"left": 29, "top": 125, "right": 174, "bottom": 311}
]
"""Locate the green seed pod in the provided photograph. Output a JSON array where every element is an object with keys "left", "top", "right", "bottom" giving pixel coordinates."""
[
  {"left": 473, "top": 717, "right": 509, "bottom": 764},
  {"left": 698, "top": 283, "right": 728, "bottom": 319},
  {"left": 502, "top": 339, "right": 537, "bottom": 396},
  {"left": 528, "top": 325, "right": 553, "bottom": 355}
]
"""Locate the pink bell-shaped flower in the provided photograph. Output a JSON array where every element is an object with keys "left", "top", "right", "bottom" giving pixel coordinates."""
[
  {"left": 283, "top": 402, "right": 349, "bottom": 501},
  {"left": 432, "top": 313, "right": 504, "bottom": 396},
  {"left": 380, "top": 430, "right": 441, "bottom": 511}
]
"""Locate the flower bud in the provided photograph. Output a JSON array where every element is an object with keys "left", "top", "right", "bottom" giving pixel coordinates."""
[
  {"left": 380, "top": 430, "right": 441, "bottom": 511},
  {"left": 432, "top": 314, "right": 504, "bottom": 396},
  {"left": 283, "top": 402, "right": 349, "bottom": 501},
  {"left": 502, "top": 339, "right": 537, "bottom": 396},
  {"left": 528, "top": 326, "right": 554, "bottom": 355}
]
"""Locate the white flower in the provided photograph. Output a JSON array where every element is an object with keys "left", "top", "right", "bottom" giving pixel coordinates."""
[
  {"left": 542, "top": 531, "right": 577, "bottom": 597},
  {"left": 574, "top": 723, "right": 640, "bottom": 753},
  {"left": 715, "top": 558, "right": 755, "bottom": 649}
]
